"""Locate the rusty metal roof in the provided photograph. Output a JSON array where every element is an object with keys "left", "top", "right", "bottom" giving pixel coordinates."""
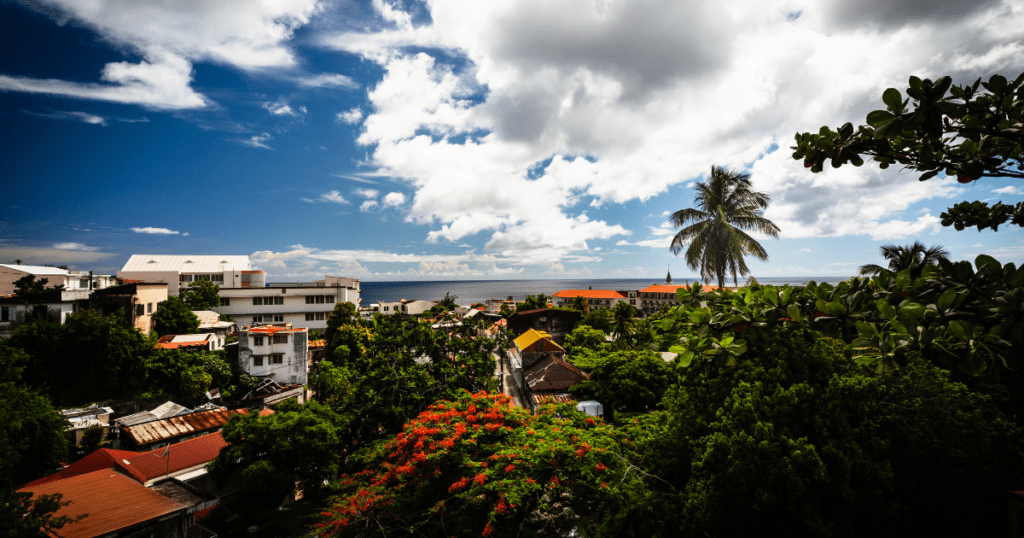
[
  {"left": 122, "top": 408, "right": 247, "bottom": 446},
  {"left": 524, "top": 353, "right": 589, "bottom": 392},
  {"left": 19, "top": 469, "right": 186, "bottom": 538},
  {"left": 532, "top": 393, "right": 577, "bottom": 405}
]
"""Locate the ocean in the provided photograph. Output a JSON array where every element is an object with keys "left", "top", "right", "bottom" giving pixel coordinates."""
[{"left": 359, "top": 276, "right": 855, "bottom": 306}]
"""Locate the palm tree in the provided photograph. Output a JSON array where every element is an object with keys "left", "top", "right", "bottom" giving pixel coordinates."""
[
  {"left": 611, "top": 301, "right": 636, "bottom": 345},
  {"left": 669, "top": 166, "right": 780, "bottom": 289},
  {"left": 858, "top": 241, "right": 949, "bottom": 278}
]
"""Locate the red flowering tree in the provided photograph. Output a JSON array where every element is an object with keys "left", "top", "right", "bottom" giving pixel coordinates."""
[{"left": 315, "top": 390, "right": 636, "bottom": 537}]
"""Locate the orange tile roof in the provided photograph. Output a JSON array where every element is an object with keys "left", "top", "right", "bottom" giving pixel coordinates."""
[
  {"left": 640, "top": 284, "right": 690, "bottom": 294},
  {"left": 552, "top": 289, "right": 626, "bottom": 299},
  {"left": 19, "top": 469, "right": 186, "bottom": 538}
]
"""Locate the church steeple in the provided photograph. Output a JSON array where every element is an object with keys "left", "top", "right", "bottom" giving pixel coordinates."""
[{"left": 666, "top": 266, "right": 673, "bottom": 284}]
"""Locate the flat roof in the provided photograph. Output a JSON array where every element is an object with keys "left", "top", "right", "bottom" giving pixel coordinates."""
[
  {"left": 120, "top": 255, "right": 251, "bottom": 273},
  {"left": 0, "top": 264, "right": 69, "bottom": 275}
]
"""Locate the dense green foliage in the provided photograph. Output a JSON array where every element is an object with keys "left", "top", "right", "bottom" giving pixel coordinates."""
[
  {"left": 517, "top": 294, "right": 549, "bottom": 312},
  {"left": 568, "top": 349, "right": 672, "bottom": 421},
  {"left": 316, "top": 313, "right": 502, "bottom": 454},
  {"left": 792, "top": 73, "right": 1024, "bottom": 231},
  {"left": 562, "top": 324, "right": 610, "bottom": 358},
  {"left": 316, "top": 391, "right": 635, "bottom": 537},
  {"left": 11, "top": 310, "right": 154, "bottom": 405},
  {"left": 209, "top": 399, "right": 345, "bottom": 505},
  {"left": 605, "top": 329, "right": 1021, "bottom": 537},
  {"left": 324, "top": 301, "right": 358, "bottom": 348},
  {"left": 12, "top": 275, "right": 53, "bottom": 296},
  {"left": 658, "top": 255, "right": 1023, "bottom": 380},
  {"left": 0, "top": 342, "right": 78, "bottom": 536},
  {"left": 581, "top": 307, "right": 612, "bottom": 333},
  {"left": 151, "top": 296, "right": 199, "bottom": 336},
  {"left": 669, "top": 166, "right": 780, "bottom": 288},
  {"left": 10, "top": 310, "right": 246, "bottom": 406},
  {"left": 179, "top": 279, "right": 220, "bottom": 310}
]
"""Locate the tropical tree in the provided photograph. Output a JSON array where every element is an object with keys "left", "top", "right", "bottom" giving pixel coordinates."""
[
  {"left": 610, "top": 301, "right": 637, "bottom": 345},
  {"left": 669, "top": 166, "right": 780, "bottom": 289},
  {"left": 151, "top": 296, "right": 199, "bottom": 336},
  {"left": 179, "top": 279, "right": 220, "bottom": 310},
  {"left": 792, "top": 74, "right": 1024, "bottom": 232},
  {"left": 858, "top": 241, "right": 949, "bottom": 278}
]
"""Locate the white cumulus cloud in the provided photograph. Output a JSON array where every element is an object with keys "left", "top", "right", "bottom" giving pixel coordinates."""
[{"left": 131, "top": 226, "right": 180, "bottom": 235}]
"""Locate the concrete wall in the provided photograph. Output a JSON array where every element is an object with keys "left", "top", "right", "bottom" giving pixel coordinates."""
[
  {"left": 238, "top": 329, "right": 308, "bottom": 385},
  {"left": 215, "top": 286, "right": 358, "bottom": 330}
]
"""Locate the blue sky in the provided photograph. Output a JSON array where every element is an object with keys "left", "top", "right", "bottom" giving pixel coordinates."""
[{"left": 1, "top": 0, "right": 1021, "bottom": 282}]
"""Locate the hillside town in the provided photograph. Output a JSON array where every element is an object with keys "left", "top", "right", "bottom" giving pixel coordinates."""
[{"left": 0, "top": 255, "right": 700, "bottom": 537}]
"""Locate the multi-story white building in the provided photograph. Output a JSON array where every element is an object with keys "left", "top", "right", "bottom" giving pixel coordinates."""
[
  {"left": 213, "top": 275, "right": 360, "bottom": 331},
  {"left": 237, "top": 326, "right": 308, "bottom": 386},
  {"left": 0, "top": 264, "right": 114, "bottom": 296},
  {"left": 116, "top": 255, "right": 256, "bottom": 295}
]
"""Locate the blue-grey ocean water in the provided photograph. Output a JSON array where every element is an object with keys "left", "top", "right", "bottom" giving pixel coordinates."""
[{"left": 360, "top": 277, "right": 854, "bottom": 306}]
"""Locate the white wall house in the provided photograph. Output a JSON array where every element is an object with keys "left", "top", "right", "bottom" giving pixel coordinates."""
[
  {"left": 0, "top": 264, "right": 113, "bottom": 296},
  {"left": 0, "top": 289, "right": 91, "bottom": 338},
  {"left": 213, "top": 276, "right": 360, "bottom": 331},
  {"left": 372, "top": 299, "right": 435, "bottom": 316},
  {"left": 237, "top": 326, "right": 308, "bottom": 386},
  {"left": 116, "top": 255, "right": 256, "bottom": 295}
]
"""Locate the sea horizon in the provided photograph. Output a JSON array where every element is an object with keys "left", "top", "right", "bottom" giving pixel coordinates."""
[{"left": 359, "top": 276, "right": 856, "bottom": 306}]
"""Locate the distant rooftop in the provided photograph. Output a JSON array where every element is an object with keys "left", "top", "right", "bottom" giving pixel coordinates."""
[
  {"left": 0, "top": 263, "right": 69, "bottom": 275},
  {"left": 120, "top": 255, "right": 251, "bottom": 273}
]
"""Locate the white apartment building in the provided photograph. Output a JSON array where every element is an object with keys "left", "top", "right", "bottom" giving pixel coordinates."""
[
  {"left": 0, "top": 264, "right": 114, "bottom": 296},
  {"left": 370, "top": 299, "right": 434, "bottom": 316},
  {"left": 213, "top": 275, "right": 360, "bottom": 331},
  {"left": 116, "top": 255, "right": 256, "bottom": 295},
  {"left": 237, "top": 326, "right": 308, "bottom": 386}
]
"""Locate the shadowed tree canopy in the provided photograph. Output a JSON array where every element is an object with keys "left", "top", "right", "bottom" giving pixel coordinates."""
[
  {"left": 179, "top": 279, "right": 220, "bottom": 311},
  {"left": 859, "top": 241, "right": 949, "bottom": 278},
  {"left": 151, "top": 296, "right": 199, "bottom": 337},
  {"left": 669, "top": 166, "right": 780, "bottom": 289},
  {"left": 792, "top": 73, "right": 1024, "bottom": 231}
]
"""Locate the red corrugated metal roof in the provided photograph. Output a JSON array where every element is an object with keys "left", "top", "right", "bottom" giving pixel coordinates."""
[
  {"left": 123, "top": 432, "right": 228, "bottom": 482},
  {"left": 19, "top": 469, "right": 186, "bottom": 538},
  {"left": 23, "top": 448, "right": 140, "bottom": 487},
  {"left": 25, "top": 432, "right": 230, "bottom": 487},
  {"left": 123, "top": 408, "right": 247, "bottom": 446},
  {"left": 552, "top": 289, "right": 626, "bottom": 299}
]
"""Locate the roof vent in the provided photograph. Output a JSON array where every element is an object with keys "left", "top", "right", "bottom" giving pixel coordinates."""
[
  {"left": 148, "top": 260, "right": 156, "bottom": 264},
  {"left": 220, "top": 260, "right": 229, "bottom": 264},
  {"left": 184, "top": 260, "right": 193, "bottom": 263}
]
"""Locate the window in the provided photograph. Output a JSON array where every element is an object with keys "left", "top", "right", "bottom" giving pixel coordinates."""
[
  {"left": 306, "top": 312, "right": 326, "bottom": 321},
  {"left": 252, "top": 316, "right": 263, "bottom": 323},
  {"left": 253, "top": 336, "right": 264, "bottom": 346},
  {"left": 326, "top": 296, "right": 334, "bottom": 303},
  {"left": 270, "top": 354, "right": 284, "bottom": 365},
  {"left": 253, "top": 297, "right": 260, "bottom": 306},
  {"left": 0, "top": 307, "right": 8, "bottom": 322},
  {"left": 253, "top": 297, "right": 283, "bottom": 306},
  {"left": 272, "top": 334, "right": 288, "bottom": 344},
  {"left": 273, "top": 315, "right": 284, "bottom": 322},
  {"left": 136, "top": 304, "right": 145, "bottom": 316},
  {"left": 306, "top": 295, "right": 333, "bottom": 304},
  {"left": 220, "top": 297, "right": 230, "bottom": 306},
  {"left": 253, "top": 356, "right": 263, "bottom": 366},
  {"left": 147, "top": 303, "right": 153, "bottom": 314}
]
